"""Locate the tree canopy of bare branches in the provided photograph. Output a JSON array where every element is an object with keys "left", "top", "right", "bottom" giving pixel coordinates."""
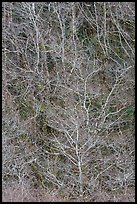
[{"left": 2, "top": 2, "right": 135, "bottom": 202}]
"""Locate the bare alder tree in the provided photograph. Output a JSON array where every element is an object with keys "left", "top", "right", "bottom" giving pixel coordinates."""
[{"left": 2, "top": 2, "right": 135, "bottom": 202}]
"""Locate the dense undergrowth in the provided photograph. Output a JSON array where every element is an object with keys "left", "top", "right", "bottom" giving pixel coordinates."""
[{"left": 2, "top": 2, "right": 135, "bottom": 202}]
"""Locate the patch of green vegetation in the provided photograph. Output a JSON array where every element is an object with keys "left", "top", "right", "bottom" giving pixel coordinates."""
[
  {"left": 74, "top": 93, "right": 80, "bottom": 102},
  {"left": 94, "top": 164, "right": 102, "bottom": 176},
  {"left": 36, "top": 113, "right": 48, "bottom": 133},
  {"left": 55, "top": 56, "right": 62, "bottom": 64},
  {"left": 7, "top": 78, "right": 26, "bottom": 96},
  {"left": 16, "top": 99, "right": 35, "bottom": 120},
  {"left": 100, "top": 145, "right": 115, "bottom": 156},
  {"left": 19, "top": 134, "right": 35, "bottom": 145},
  {"left": 58, "top": 154, "right": 67, "bottom": 163},
  {"left": 3, "top": 174, "right": 19, "bottom": 182},
  {"left": 19, "top": 133, "right": 30, "bottom": 142},
  {"left": 78, "top": 26, "right": 105, "bottom": 59},
  {"left": 77, "top": 17, "right": 134, "bottom": 63},
  {"left": 119, "top": 19, "right": 135, "bottom": 38},
  {"left": 77, "top": 21, "right": 94, "bottom": 43},
  {"left": 31, "top": 162, "right": 46, "bottom": 188},
  {"left": 92, "top": 101, "right": 102, "bottom": 110},
  {"left": 108, "top": 106, "right": 117, "bottom": 113},
  {"left": 18, "top": 31, "right": 28, "bottom": 39},
  {"left": 85, "top": 94, "right": 101, "bottom": 111},
  {"left": 37, "top": 83, "right": 43, "bottom": 90},
  {"left": 40, "top": 102, "right": 46, "bottom": 113},
  {"left": 36, "top": 140, "right": 54, "bottom": 154},
  {"left": 85, "top": 95, "right": 92, "bottom": 109},
  {"left": 108, "top": 33, "right": 128, "bottom": 63},
  {"left": 77, "top": 23, "right": 110, "bottom": 61},
  {"left": 50, "top": 96, "right": 65, "bottom": 108},
  {"left": 56, "top": 169, "right": 65, "bottom": 180},
  {"left": 46, "top": 52, "right": 55, "bottom": 71},
  {"left": 35, "top": 113, "right": 60, "bottom": 135},
  {"left": 124, "top": 107, "right": 134, "bottom": 119}
]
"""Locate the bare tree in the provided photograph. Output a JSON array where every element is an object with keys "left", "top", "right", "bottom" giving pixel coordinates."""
[{"left": 2, "top": 2, "right": 135, "bottom": 202}]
